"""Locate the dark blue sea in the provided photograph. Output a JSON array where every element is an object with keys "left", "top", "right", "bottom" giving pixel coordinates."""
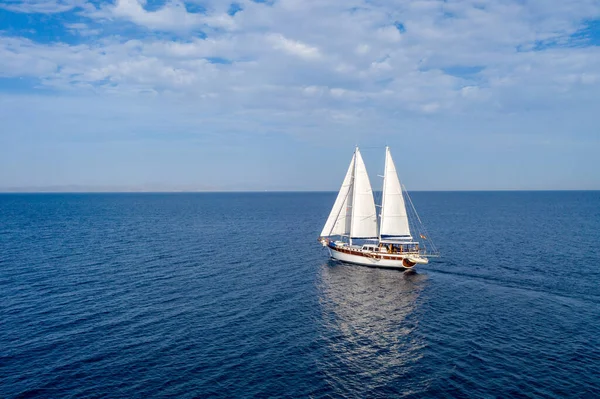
[{"left": 1, "top": 192, "right": 599, "bottom": 398}]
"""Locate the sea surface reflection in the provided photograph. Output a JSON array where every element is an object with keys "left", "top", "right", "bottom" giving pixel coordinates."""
[{"left": 316, "top": 262, "right": 431, "bottom": 397}]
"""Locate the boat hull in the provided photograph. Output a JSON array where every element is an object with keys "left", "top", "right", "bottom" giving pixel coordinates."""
[{"left": 327, "top": 245, "right": 426, "bottom": 270}]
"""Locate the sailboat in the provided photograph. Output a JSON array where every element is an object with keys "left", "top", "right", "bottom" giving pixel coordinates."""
[{"left": 318, "top": 146, "right": 437, "bottom": 270}]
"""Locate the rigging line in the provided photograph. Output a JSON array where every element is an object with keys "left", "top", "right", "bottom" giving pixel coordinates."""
[
  {"left": 403, "top": 185, "right": 439, "bottom": 255},
  {"left": 402, "top": 185, "right": 423, "bottom": 225},
  {"left": 356, "top": 214, "right": 376, "bottom": 221}
]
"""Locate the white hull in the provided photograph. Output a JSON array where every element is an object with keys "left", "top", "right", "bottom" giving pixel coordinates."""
[{"left": 327, "top": 246, "right": 428, "bottom": 270}]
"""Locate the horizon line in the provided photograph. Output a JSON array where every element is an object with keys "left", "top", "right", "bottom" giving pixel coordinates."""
[{"left": 1, "top": 189, "right": 599, "bottom": 194}]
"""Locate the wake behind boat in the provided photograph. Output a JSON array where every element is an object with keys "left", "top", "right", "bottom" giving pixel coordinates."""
[{"left": 318, "top": 146, "right": 438, "bottom": 270}]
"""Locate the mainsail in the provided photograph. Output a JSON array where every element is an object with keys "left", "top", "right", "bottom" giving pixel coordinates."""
[
  {"left": 350, "top": 149, "right": 378, "bottom": 238},
  {"left": 320, "top": 152, "right": 355, "bottom": 237},
  {"left": 379, "top": 147, "right": 411, "bottom": 238}
]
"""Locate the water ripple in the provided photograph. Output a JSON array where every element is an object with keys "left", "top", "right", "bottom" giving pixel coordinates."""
[{"left": 1, "top": 192, "right": 599, "bottom": 398}]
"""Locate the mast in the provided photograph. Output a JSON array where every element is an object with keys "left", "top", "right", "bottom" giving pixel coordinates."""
[
  {"left": 379, "top": 146, "right": 388, "bottom": 241},
  {"left": 350, "top": 147, "right": 357, "bottom": 245}
]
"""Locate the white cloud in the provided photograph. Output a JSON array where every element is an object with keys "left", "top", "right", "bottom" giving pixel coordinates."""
[
  {"left": 1, "top": 0, "right": 600, "bottom": 143},
  {"left": 421, "top": 102, "right": 440, "bottom": 113},
  {"left": 65, "top": 22, "right": 101, "bottom": 36},
  {"left": 375, "top": 26, "right": 402, "bottom": 42},
  {"left": 0, "top": 37, "right": 59, "bottom": 77},
  {"left": 355, "top": 44, "right": 370, "bottom": 55},
  {"left": 268, "top": 33, "right": 321, "bottom": 60},
  {"left": 101, "top": 0, "right": 236, "bottom": 31},
  {"left": 0, "top": 0, "right": 85, "bottom": 14}
]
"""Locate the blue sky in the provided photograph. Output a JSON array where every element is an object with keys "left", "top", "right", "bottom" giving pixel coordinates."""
[{"left": 0, "top": 0, "right": 599, "bottom": 191}]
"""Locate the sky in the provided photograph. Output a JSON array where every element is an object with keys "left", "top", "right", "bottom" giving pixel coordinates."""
[{"left": 0, "top": 0, "right": 599, "bottom": 191}]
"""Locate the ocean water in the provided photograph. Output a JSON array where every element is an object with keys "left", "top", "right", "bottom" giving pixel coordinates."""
[{"left": 1, "top": 191, "right": 599, "bottom": 398}]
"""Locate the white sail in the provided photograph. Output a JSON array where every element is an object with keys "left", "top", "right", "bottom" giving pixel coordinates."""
[
  {"left": 320, "top": 153, "right": 355, "bottom": 237},
  {"left": 350, "top": 149, "right": 378, "bottom": 238},
  {"left": 379, "top": 147, "right": 411, "bottom": 238}
]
